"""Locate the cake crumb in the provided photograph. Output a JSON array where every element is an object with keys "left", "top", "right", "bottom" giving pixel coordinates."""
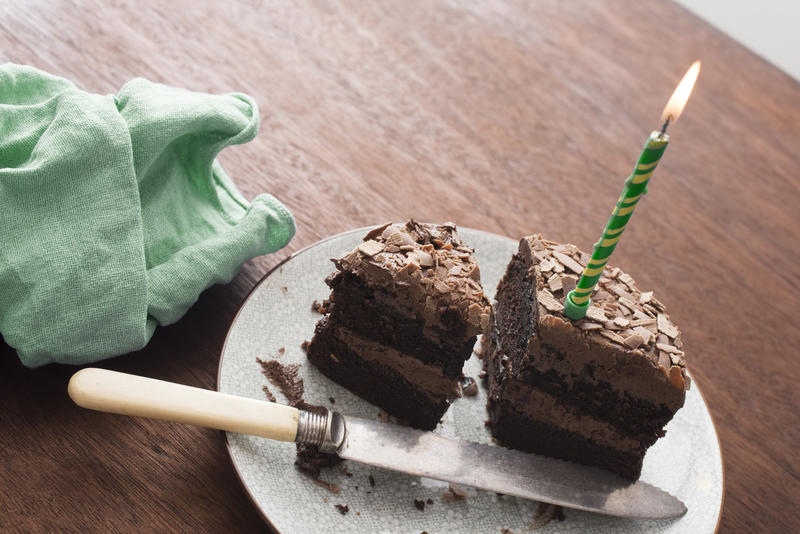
[
  {"left": 531, "top": 502, "right": 566, "bottom": 528},
  {"left": 501, "top": 529, "right": 514, "bottom": 534},
  {"left": 334, "top": 504, "right": 349, "bottom": 515},
  {"left": 329, "top": 396, "right": 336, "bottom": 404},
  {"left": 280, "top": 286, "right": 288, "bottom": 294},
  {"left": 460, "top": 376, "right": 479, "bottom": 397},
  {"left": 261, "top": 385, "right": 277, "bottom": 403},
  {"left": 257, "top": 359, "right": 322, "bottom": 412},
  {"left": 369, "top": 475, "right": 375, "bottom": 487},
  {"left": 294, "top": 442, "right": 342, "bottom": 480},
  {"left": 312, "top": 299, "right": 332, "bottom": 314},
  {"left": 314, "top": 479, "right": 341, "bottom": 494},
  {"left": 441, "top": 483, "right": 468, "bottom": 502},
  {"left": 414, "top": 499, "right": 426, "bottom": 511}
]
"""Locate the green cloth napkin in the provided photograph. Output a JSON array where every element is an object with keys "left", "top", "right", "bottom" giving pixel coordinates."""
[{"left": 0, "top": 64, "right": 295, "bottom": 368}]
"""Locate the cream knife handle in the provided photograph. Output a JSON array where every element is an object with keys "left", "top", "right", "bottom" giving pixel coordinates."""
[{"left": 68, "top": 368, "right": 300, "bottom": 442}]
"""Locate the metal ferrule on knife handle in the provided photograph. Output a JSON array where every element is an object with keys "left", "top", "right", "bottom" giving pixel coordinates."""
[{"left": 295, "top": 409, "right": 346, "bottom": 453}]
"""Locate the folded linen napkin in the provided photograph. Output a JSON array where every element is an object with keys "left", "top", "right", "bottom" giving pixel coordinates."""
[{"left": 0, "top": 64, "right": 295, "bottom": 368}]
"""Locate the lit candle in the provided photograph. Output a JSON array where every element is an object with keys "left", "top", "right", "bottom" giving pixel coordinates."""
[{"left": 564, "top": 61, "right": 701, "bottom": 320}]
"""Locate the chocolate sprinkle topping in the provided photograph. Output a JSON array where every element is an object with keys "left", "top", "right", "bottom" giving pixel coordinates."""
[
  {"left": 521, "top": 235, "right": 689, "bottom": 390},
  {"left": 330, "top": 220, "right": 492, "bottom": 337}
]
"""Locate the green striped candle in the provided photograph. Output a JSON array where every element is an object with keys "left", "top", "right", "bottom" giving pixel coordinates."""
[
  {"left": 563, "top": 133, "right": 668, "bottom": 319},
  {"left": 563, "top": 61, "right": 700, "bottom": 320}
]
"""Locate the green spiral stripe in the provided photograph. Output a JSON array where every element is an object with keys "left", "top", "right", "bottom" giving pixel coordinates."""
[{"left": 563, "top": 131, "right": 669, "bottom": 320}]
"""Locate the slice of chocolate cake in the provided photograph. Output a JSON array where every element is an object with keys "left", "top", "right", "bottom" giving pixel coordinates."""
[
  {"left": 486, "top": 235, "right": 689, "bottom": 479},
  {"left": 307, "top": 221, "right": 492, "bottom": 430}
]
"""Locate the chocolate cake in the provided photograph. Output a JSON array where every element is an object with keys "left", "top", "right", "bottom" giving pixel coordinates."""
[
  {"left": 486, "top": 235, "right": 689, "bottom": 479},
  {"left": 307, "top": 221, "right": 492, "bottom": 429}
]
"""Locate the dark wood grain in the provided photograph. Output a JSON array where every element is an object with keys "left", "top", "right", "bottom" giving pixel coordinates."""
[{"left": 1, "top": 1, "right": 798, "bottom": 532}]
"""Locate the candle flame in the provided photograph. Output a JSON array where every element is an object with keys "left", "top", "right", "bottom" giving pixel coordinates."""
[{"left": 660, "top": 60, "right": 701, "bottom": 123}]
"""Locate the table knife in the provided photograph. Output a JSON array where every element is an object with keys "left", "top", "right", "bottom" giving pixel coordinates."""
[{"left": 68, "top": 368, "right": 686, "bottom": 519}]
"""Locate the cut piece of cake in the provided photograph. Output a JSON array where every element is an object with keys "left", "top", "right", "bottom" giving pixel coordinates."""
[
  {"left": 307, "top": 220, "right": 492, "bottom": 430},
  {"left": 485, "top": 235, "right": 689, "bottom": 479}
]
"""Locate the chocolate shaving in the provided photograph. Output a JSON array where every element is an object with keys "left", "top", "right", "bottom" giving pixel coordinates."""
[
  {"left": 586, "top": 306, "right": 607, "bottom": 323},
  {"left": 547, "top": 274, "right": 563, "bottom": 293},
  {"left": 633, "top": 326, "right": 654, "bottom": 345},
  {"left": 656, "top": 342, "right": 683, "bottom": 354},
  {"left": 358, "top": 240, "right": 385, "bottom": 257},
  {"left": 657, "top": 313, "right": 679, "bottom": 338},
  {"left": 334, "top": 503, "right": 349, "bottom": 515},
  {"left": 622, "top": 333, "right": 644, "bottom": 349},
  {"left": 363, "top": 222, "right": 392, "bottom": 241},
  {"left": 552, "top": 251, "right": 584, "bottom": 275},
  {"left": 613, "top": 316, "right": 631, "bottom": 328},
  {"left": 538, "top": 289, "right": 564, "bottom": 313},
  {"left": 599, "top": 329, "right": 627, "bottom": 345}
]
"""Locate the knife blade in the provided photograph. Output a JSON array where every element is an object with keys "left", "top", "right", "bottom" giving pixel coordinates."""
[
  {"left": 68, "top": 368, "right": 686, "bottom": 519},
  {"left": 335, "top": 414, "right": 685, "bottom": 519}
]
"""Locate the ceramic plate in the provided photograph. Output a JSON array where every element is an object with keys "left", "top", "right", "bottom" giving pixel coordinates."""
[{"left": 218, "top": 227, "right": 723, "bottom": 533}]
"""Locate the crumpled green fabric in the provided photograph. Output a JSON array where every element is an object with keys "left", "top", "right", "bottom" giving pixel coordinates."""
[{"left": 0, "top": 64, "right": 295, "bottom": 368}]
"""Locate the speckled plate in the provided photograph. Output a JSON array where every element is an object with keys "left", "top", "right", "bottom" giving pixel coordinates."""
[{"left": 218, "top": 227, "right": 723, "bottom": 534}]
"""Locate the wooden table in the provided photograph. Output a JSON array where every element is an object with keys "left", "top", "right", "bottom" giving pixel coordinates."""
[{"left": 2, "top": 1, "right": 798, "bottom": 532}]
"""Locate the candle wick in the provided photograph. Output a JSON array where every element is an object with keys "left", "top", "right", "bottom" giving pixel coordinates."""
[{"left": 659, "top": 115, "right": 672, "bottom": 136}]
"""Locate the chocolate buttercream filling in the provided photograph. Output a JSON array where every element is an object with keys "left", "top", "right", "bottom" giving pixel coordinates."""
[{"left": 326, "top": 323, "right": 461, "bottom": 401}]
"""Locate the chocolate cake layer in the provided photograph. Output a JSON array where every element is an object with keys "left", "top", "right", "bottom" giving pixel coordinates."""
[
  {"left": 488, "top": 401, "right": 646, "bottom": 479},
  {"left": 487, "top": 234, "right": 689, "bottom": 479},
  {"left": 307, "top": 221, "right": 492, "bottom": 429},
  {"left": 307, "top": 317, "right": 455, "bottom": 430}
]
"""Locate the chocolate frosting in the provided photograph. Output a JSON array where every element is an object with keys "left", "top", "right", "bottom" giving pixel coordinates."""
[
  {"left": 519, "top": 235, "right": 689, "bottom": 391},
  {"left": 331, "top": 220, "right": 492, "bottom": 338},
  {"left": 501, "top": 381, "right": 640, "bottom": 451}
]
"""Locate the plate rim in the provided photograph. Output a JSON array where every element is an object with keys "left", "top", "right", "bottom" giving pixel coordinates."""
[{"left": 217, "top": 225, "right": 725, "bottom": 534}]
